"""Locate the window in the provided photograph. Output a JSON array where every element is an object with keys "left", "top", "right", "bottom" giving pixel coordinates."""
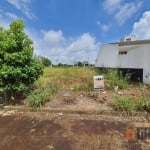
[
  {"left": 119, "top": 51, "right": 127, "bottom": 55},
  {"left": 126, "top": 38, "right": 131, "bottom": 41}
]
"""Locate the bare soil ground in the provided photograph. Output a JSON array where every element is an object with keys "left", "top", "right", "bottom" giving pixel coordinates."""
[
  {"left": 45, "top": 90, "right": 113, "bottom": 111},
  {"left": 1, "top": 81, "right": 150, "bottom": 149},
  {"left": 44, "top": 84, "right": 147, "bottom": 111},
  {"left": 0, "top": 110, "right": 150, "bottom": 150}
]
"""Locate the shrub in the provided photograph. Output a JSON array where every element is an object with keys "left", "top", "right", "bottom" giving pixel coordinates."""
[{"left": 0, "top": 20, "right": 43, "bottom": 102}]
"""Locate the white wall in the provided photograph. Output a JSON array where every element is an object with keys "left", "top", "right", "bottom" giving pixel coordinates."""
[
  {"left": 117, "top": 45, "right": 144, "bottom": 69},
  {"left": 143, "top": 44, "right": 150, "bottom": 84},
  {"left": 96, "top": 43, "right": 146, "bottom": 69},
  {"left": 95, "top": 43, "right": 150, "bottom": 84},
  {"left": 95, "top": 44, "right": 118, "bottom": 68}
]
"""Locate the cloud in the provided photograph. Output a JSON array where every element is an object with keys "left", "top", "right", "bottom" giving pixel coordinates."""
[
  {"left": 67, "top": 33, "right": 96, "bottom": 52},
  {"left": 5, "top": 12, "right": 18, "bottom": 20},
  {"left": 0, "top": 9, "right": 21, "bottom": 29},
  {"left": 103, "top": 0, "right": 122, "bottom": 13},
  {"left": 6, "top": 0, "right": 35, "bottom": 19},
  {"left": 0, "top": 16, "right": 99, "bottom": 64},
  {"left": 42, "top": 30, "right": 65, "bottom": 46},
  {"left": 0, "top": 11, "right": 16, "bottom": 28},
  {"left": 103, "top": 0, "right": 142, "bottom": 25},
  {"left": 96, "top": 20, "right": 111, "bottom": 32},
  {"left": 115, "top": 2, "right": 142, "bottom": 25},
  {"left": 31, "top": 30, "right": 99, "bottom": 64},
  {"left": 131, "top": 11, "right": 150, "bottom": 39},
  {"left": 101, "top": 24, "right": 111, "bottom": 32}
]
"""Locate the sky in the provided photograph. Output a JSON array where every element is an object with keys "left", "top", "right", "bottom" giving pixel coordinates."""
[{"left": 0, "top": 0, "right": 150, "bottom": 64}]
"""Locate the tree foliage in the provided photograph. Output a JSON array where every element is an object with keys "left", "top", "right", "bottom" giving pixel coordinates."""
[
  {"left": 39, "top": 56, "right": 52, "bottom": 67},
  {"left": 77, "top": 61, "right": 83, "bottom": 67},
  {"left": 0, "top": 20, "right": 43, "bottom": 101}
]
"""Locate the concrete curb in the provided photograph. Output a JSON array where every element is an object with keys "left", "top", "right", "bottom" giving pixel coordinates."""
[{"left": 1, "top": 105, "right": 150, "bottom": 117}]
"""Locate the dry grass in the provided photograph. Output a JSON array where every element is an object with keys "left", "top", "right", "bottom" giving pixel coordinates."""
[
  {"left": 26, "top": 67, "right": 150, "bottom": 109},
  {"left": 26, "top": 67, "right": 98, "bottom": 106},
  {"left": 41, "top": 67, "right": 97, "bottom": 91}
]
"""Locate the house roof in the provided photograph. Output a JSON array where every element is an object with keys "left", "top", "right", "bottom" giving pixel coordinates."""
[
  {"left": 109, "top": 39, "right": 150, "bottom": 46},
  {"left": 118, "top": 39, "right": 150, "bottom": 46}
]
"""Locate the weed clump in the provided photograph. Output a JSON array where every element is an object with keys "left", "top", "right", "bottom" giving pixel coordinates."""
[
  {"left": 104, "top": 69, "right": 128, "bottom": 90},
  {"left": 112, "top": 95, "right": 136, "bottom": 112},
  {"left": 112, "top": 94, "right": 150, "bottom": 113}
]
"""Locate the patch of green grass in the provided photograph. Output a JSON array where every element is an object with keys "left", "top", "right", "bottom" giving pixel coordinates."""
[
  {"left": 104, "top": 69, "right": 128, "bottom": 90},
  {"left": 27, "top": 84, "right": 58, "bottom": 107},
  {"left": 112, "top": 95, "right": 136, "bottom": 112},
  {"left": 136, "top": 96, "right": 150, "bottom": 112},
  {"left": 112, "top": 94, "right": 150, "bottom": 113}
]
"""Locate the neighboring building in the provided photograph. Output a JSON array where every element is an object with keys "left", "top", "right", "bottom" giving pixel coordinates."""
[
  {"left": 82, "top": 61, "right": 89, "bottom": 67},
  {"left": 95, "top": 35, "right": 150, "bottom": 84},
  {"left": 74, "top": 61, "right": 89, "bottom": 67}
]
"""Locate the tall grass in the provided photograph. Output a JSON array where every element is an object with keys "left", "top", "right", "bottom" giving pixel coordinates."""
[
  {"left": 112, "top": 95, "right": 136, "bottom": 112},
  {"left": 26, "top": 67, "right": 98, "bottom": 107},
  {"left": 26, "top": 67, "right": 150, "bottom": 111},
  {"left": 104, "top": 69, "right": 128, "bottom": 90},
  {"left": 112, "top": 94, "right": 150, "bottom": 113}
]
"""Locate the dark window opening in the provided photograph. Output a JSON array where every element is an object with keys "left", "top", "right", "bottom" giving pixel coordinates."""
[
  {"left": 118, "top": 68, "right": 143, "bottom": 82},
  {"left": 126, "top": 38, "right": 132, "bottom": 41},
  {"left": 119, "top": 51, "right": 127, "bottom": 55}
]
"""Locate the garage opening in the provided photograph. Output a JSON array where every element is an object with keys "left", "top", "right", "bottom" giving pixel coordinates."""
[{"left": 118, "top": 68, "right": 143, "bottom": 82}]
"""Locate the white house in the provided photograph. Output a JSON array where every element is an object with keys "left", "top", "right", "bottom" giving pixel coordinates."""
[{"left": 95, "top": 35, "right": 150, "bottom": 84}]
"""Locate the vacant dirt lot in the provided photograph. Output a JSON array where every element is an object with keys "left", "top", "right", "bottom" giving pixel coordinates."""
[{"left": 0, "top": 110, "right": 150, "bottom": 150}]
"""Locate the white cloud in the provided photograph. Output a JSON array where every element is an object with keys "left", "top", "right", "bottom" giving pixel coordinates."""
[
  {"left": 101, "top": 24, "right": 111, "bottom": 32},
  {"left": 31, "top": 30, "right": 99, "bottom": 64},
  {"left": 96, "top": 20, "right": 111, "bottom": 32},
  {"left": 103, "top": 0, "right": 142, "bottom": 25},
  {"left": 42, "top": 30, "right": 65, "bottom": 46},
  {"left": 103, "top": 0, "right": 122, "bottom": 13},
  {"left": 5, "top": 12, "right": 18, "bottom": 20},
  {"left": 67, "top": 33, "right": 96, "bottom": 52},
  {"left": 131, "top": 11, "right": 150, "bottom": 39},
  {"left": 0, "top": 12, "right": 11, "bottom": 28},
  {"left": 0, "top": 10, "right": 20, "bottom": 28},
  {"left": 0, "top": 7, "right": 99, "bottom": 65},
  {"left": 115, "top": 2, "right": 142, "bottom": 25},
  {"left": 6, "top": 0, "right": 35, "bottom": 19}
]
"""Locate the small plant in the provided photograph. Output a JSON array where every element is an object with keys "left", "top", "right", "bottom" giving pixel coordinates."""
[
  {"left": 112, "top": 94, "right": 150, "bottom": 113},
  {"left": 105, "top": 69, "right": 128, "bottom": 90},
  {"left": 136, "top": 96, "right": 150, "bottom": 112},
  {"left": 27, "top": 84, "right": 58, "bottom": 107},
  {"left": 112, "top": 95, "right": 136, "bottom": 112}
]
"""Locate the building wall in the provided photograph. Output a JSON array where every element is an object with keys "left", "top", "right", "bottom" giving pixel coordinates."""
[
  {"left": 95, "top": 43, "right": 150, "bottom": 84},
  {"left": 95, "top": 44, "right": 118, "bottom": 68},
  {"left": 143, "top": 44, "right": 150, "bottom": 84},
  {"left": 96, "top": 43, "right": 147, "bottom": 69},
  {"left": 117, "top": 45, "right": 144, "bottom": 69}
]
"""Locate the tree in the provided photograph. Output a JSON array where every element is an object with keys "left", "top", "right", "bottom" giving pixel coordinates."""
[
  {"left": 40, "top": 56, "right": 52, "bottom": 67},
  {"left": 77, "top": 61, "right": 83, "bottom": 67},
  {"left": 0, "top": 20, "right": 43, "bottom": 102}
]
